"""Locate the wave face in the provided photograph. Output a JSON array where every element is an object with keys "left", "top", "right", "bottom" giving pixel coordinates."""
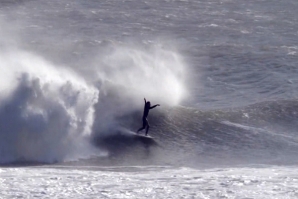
[{"left": 93, "top": 99, "right": 298, "bottom": 168}]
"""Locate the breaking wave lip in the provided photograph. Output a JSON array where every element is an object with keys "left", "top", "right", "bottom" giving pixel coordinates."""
[{"left": 0, "top": 50, "right": 101, "bottom": 164}]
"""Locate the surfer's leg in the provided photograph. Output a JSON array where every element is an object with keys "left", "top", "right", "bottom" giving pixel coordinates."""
[
  {"left": 137, "top": 118, "right": 147, "bottom": 133},
  {"left": 137, "top": 127, "right": 144, "bottom": 133},
  {"left": 145, "top": 119, "right": 150, "bottom": 136}
]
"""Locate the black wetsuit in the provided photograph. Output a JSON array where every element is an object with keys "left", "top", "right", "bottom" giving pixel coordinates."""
[{"left": 137, "top": 100, "right": 159, "bottom": 135}]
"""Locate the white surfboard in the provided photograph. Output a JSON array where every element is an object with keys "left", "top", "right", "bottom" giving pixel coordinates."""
[
  {"left": 119, "top": 127, "right": 154, "bottom": 140},
  {"left": 133, "top": 132, "right": 154, "bottom": 139}
]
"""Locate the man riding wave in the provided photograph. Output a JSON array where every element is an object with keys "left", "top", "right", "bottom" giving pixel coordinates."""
[{"left": 137, "top": 98, "right": 160, "bottom": 136}]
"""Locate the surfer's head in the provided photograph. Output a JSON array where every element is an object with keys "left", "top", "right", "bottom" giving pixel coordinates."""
[{"left": 146, "top": 101, "right": 151, "bottom": 107}]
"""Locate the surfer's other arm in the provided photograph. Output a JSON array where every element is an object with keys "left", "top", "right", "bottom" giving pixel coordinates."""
[{"left": 150, "top": 104, "right": 160, "bottom": 109}]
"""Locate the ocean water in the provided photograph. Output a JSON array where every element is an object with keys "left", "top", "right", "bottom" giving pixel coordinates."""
[{"left": 1, "top": 0, "right": 298, "bottom": 198}]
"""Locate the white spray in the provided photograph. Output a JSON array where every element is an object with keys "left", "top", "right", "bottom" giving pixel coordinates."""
[
  {"left": 89, "top": 43, "right": 186, "bottom": 134},
  {"left": 0, "top": 50, "right": 100, "bottom": 163}
]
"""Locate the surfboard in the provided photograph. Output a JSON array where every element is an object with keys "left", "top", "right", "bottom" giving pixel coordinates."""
[
  {"left": 118, "top": 127, "right": 154, "bottom": 140},
  {"left": 133, "top": 133, "right": 154, "bottom": 139},
  {"left": 127, "top": 130, "right": 154, "bottom": 139}
]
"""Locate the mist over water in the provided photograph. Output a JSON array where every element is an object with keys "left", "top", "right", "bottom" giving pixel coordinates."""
[{"left": 90, "top": 44, "right": 186, "bottom": 135}]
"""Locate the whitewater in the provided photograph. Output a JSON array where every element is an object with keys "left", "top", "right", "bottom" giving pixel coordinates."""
[{"left": 1, "top": 0, "right": 298, "bottom": 198}]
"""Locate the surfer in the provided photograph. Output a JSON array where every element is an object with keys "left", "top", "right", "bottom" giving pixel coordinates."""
[{"left": 137, "top": 98, "right": 160, "bottom": 136}]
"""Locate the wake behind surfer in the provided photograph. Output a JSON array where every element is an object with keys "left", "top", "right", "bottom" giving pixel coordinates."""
[{"left": 137, "top": 98, "right": 160, "bottom": 136}]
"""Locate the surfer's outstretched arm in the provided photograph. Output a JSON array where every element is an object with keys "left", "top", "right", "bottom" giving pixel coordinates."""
[
  {"left": 144, "top": 98, "right": 146, "bottom": 103},
  {"left": 150, "top": 104, "right": 160, "bottom": 109}
]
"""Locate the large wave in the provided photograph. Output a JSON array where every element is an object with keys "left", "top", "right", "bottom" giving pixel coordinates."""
[{"left": 0, "top": 40, "right": 187, "bottom": 164}]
